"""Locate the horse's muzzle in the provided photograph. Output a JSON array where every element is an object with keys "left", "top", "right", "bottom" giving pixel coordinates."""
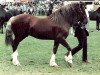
[{"left": 83, "top": 19, "right": 88, "bottom": 24}]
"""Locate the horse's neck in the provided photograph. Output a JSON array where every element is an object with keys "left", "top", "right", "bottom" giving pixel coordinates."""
[
  {"left": 48, "top": 14, "right": 68, "bottom": 26},
  {"left": 96, "top": 7, "right": 100, "bottom": 13}
]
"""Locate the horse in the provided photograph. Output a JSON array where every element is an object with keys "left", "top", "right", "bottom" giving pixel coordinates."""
[
  {"left": 89, "top": 7, "right": 100, "bottom": 31},
  {"left": 0, "top": 5, "right": 23, "bottom": 33},
  {"left": 5, "top": 2, "right": 88, "bottom": 66}
]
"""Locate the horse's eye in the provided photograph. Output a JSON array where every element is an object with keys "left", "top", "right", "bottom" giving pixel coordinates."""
[{"left": 81, "top": 11, "right": 83, "bottom": 13}]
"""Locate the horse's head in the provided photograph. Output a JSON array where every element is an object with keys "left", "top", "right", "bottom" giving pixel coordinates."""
[
  {"left": 70, "top": 2, "right": 88, "bottom": 28},
  {"left": 74, "top": 2, "right": 88, "bottom": 25}
]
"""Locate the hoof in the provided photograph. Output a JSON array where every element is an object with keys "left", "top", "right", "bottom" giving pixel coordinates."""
[
  {"left": 13, "top": 62, "right": 21, "bottom": 66},
  {"left": 65, "top": 56, "right": 73, "bottom": 67},
  {"left": 67, "top": 61, "right": 73, "bottom": 67},
  {"left": 12, "top": 60, "right": 21, "bottom": 66},
  {"left": 50, "top": 62, "right": 59, "bottom": 67}
]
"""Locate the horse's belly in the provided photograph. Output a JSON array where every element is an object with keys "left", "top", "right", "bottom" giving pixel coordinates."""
[{"left": 30, "top": 31, "right": 55, "bottom": 40}]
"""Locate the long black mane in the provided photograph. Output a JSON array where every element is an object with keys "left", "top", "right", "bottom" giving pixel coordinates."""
[{"left": 48, "top": 2, "right": 87, "bottom": 28}]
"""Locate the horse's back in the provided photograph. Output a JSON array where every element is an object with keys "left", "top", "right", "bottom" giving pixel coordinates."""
[
  {"left": 12, "top": 14, "right": 32, "bottom": 21},
  {"left": 9, "top": 13, "right": 69, "bottom": 39}
]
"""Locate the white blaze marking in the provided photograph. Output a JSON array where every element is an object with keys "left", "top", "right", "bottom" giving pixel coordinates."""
[
  {"left": 65, "top": 51, "right": 73, "bottom": 64},
  {"left": 50, "top": 54, "right": 58, "bottom": 67},
  {"left": 12, "top": 50, "right": 20, "bottom": 66}
]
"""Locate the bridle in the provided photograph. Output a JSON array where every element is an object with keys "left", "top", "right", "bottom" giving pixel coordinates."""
[{"left": 72, "top": 2, "right": 88, "bottom": 30}]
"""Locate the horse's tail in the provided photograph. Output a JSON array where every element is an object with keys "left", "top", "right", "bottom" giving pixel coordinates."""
[{"left": 5, "top": 17, "right": 14, "bottom": 46}]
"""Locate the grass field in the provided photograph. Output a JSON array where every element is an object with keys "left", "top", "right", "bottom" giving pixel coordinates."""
[{"left": 0, "top": 20, "right": 100, "bottom": 75}]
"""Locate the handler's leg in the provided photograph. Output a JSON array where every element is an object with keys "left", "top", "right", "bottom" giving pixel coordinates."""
[
  {"left": 72, "top": 36, "right": 84, "bottom": 55},
  {"left": 82, "top": 37, "right": 88, "bottom": 62}
]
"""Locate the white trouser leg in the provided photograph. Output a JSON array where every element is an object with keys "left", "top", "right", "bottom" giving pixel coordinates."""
[
  {"left": 11, "top": 50, "right": 20, "bottom": 66},
  {"left": 50, "top": 54, "right": 58, "bottom": 67}
]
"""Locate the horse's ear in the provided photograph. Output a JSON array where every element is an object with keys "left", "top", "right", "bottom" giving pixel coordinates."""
[{"left": 79, "top": 1, "right": 86, "bottom": 9}]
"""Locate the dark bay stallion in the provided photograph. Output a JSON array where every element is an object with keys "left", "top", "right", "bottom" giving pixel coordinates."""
[{"left": 5, "top": 2, "right": 88, "bottom": 66}]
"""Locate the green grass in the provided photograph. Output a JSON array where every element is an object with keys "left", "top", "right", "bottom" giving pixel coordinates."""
[{"left": 0, "top": 20, "right": 100, "bottom": 75}]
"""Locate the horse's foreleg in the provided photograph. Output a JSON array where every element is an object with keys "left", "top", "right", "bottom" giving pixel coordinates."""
[
  {"left": 56, "top": 36, "right": 73, "bottom": 65},
  {"left": 11, "top": 32, "right": 28, "bottom": 66},
  {"left": 50, "top": 41, "right": 59, "bottom": 67}
]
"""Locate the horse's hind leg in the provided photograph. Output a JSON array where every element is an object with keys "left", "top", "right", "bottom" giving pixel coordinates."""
[
  {"left": 11, "top": 38, "right": 21, "bottom": 66},
  {"left": 11, "top": 33, "right": 28, "bottom": 66},
  {"left": 50, "top": 41, "right": 59, "bottom": 67}
]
